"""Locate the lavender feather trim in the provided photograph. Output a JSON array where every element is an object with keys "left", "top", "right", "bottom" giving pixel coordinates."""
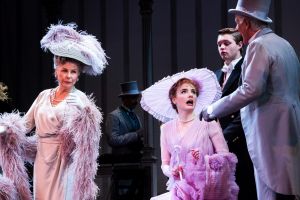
[
  {"left": 21, "top": 135, "right": 37, "bottom": 164},
  {"left": 59, "top": 128, "right": 75, "bottom": 167},
  {"left": 60, "top": 96, "right": 102, "bottom": 200},
  {"left": 179, "top": 152, "right": 239, "bottom": 200},
  {"left": 0, "top": 175, "right": 17, "bottom": 200},
  {"left": 41, "top": 23, "right": 82, "bottom": 44},
  {"left": 204, "top": 153, "right": 239, "bottom": 200},
  {"left": 0, "top": 112, "right": 33, "bottom": 200}
]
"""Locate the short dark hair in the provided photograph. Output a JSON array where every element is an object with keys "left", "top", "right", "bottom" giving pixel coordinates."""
[
  {"left": 53, "top": 55, "right": 84, "bottom": 72},
  {"left": 218, "top": 28, "right": 243, "bottom": 53},
  {"left": 168, "top": 78, "right": 200, "bottom": 112},
  {"left": 218, "top": 28, "right": 243, "bottom": 44}
]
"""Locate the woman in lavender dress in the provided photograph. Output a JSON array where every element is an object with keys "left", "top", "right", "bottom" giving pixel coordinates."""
[{"left": 141, "top": 69, "right": 239, "bottom": 200}]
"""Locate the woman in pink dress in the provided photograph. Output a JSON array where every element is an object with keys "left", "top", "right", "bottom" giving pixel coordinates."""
[
  {"left": 0, "top": 23, "right": 107, "bottom": 200},
  {"left": 141, "top": 69, "right": 239, "bottom": 200}
]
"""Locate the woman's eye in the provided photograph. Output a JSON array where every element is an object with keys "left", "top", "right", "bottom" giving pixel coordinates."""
[{"left": 181, "top": 90, "right": 187, "bottom": 94}]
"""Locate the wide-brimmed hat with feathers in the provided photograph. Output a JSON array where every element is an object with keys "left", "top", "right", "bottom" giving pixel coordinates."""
[{"left": 40, "top": 22, "right": 108, "bottom": 76}]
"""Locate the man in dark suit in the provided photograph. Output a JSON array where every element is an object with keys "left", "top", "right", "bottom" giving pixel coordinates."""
[
  {"left": 105, "top": 81, "right": 144, "bottom": 200},
  {"left": 215, "top": 28, "right": 257, "bottom": 199},
  {"left": 106, "top": 81, "right": 143, "bottom": 159}
]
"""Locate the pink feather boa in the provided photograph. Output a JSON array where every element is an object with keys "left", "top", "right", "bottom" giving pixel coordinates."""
[
  {"left": 0, "top": 175, "right": 18, "bottom": 200},
  {"left": 0, "top": 112, "right": 34, "bottom": 200},
  {"left": 0, "top": 95, "right": 102, "bottom": 200},
  {"left": 60, "top": 96, "right": 102, "bottom": 200}
]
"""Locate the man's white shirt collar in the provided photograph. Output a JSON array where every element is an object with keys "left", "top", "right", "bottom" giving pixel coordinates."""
[{"left": 221, "top": 57, "right": 242, "bottom": 73}]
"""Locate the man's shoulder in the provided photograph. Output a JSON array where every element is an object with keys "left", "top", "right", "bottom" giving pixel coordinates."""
[
  {"left": 214, "top": 68, "right": 222, "bottom": 77},
  {"left": 110, "top": 107, "right": 122, "bottom": 115}
]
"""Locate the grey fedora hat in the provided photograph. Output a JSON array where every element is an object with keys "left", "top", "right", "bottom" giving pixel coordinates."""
[
  {"left": 118, "top": 81, "right": 141, "bottom": 97},
  {"left": 228, "top": 0, "right": 272, "bottom": 23}
]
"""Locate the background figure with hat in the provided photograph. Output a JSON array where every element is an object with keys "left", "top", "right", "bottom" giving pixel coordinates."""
[
  {"left": 0, "top": 22, "right": 107, "bottom": 200},
  {"left": 142, "top": 68, "right": 239, "bottom": 200},
  {"left": 201, "top": 0, "right": 300, "bottom": 199},
  {"left": 106, "top": 81, "right": 143, "bottom": 158},
  {"left": 215, "top": 27, "right": 257, "bottom": 199},
  {"left": 105, "top": 80, "right": 144, "bottom": 199}
]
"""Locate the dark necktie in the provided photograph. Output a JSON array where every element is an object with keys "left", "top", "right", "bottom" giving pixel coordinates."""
[
  {"left": 219, "top": 72, "right": 226, "bottom": 89},
  {"left": 128, "top": 111, "right": 140, "bottom": 130},
  {"left": 120, "top": 106, "right": 141, "bottom": 131}
]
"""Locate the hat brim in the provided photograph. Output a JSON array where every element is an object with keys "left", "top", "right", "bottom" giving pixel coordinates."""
[
  {"left": 118, "top": 92, "right": 141, "bottom": 97},
  {"left": 140, "top": 68, "right": 222, "bottom": 123},
  {"left": 228, "top": 9, "right": 272, "bottom": 23},
  {"left": 50, "top": 46, "right": 91, "bottom": 66}
]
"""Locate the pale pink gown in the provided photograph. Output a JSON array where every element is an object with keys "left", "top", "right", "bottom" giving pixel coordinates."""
[
  {"left": 160, "top": 118, "right": 229, "bottom": 197},
  {"left": 161, "top": 118, "right": 228, "bottom": 168},
  {"left": 24, "top": 89, "right": 77, "bottom": 200}
]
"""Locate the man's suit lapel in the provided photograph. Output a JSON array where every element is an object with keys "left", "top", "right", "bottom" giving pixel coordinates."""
[
  {"left": 222, "top": 59, "right": 243, "bottom": 93},
  {"left": 216, "top": 70, "right": 224, "bottom": 86}
]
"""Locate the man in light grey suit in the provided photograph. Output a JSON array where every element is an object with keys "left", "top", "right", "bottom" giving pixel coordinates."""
[{"left": 201, "top": 0, "right": 300, "bottom": 199}]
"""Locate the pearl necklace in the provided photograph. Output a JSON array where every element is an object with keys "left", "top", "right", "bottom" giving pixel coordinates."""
[
  {"left": 178, "top": 115, "right": 195, "bottom": 123},
  {"left": 50, "top": 87, "right": 70, "bottom": 106}
]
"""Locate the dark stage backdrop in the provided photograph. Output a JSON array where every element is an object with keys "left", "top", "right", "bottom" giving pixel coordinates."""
[{"left": 1, "top": 0, "right": 300, "bottom": 196}]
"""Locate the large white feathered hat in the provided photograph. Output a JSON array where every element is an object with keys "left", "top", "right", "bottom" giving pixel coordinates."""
[
  {"left": 141, "top": 68, "right": 222, "bottom": 123},
  {"left": 40, "top": 22, "right": 108, "bottom": 76}
]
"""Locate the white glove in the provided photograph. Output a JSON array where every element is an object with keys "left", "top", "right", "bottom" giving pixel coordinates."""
[
  {"left": 161, "top": 164, "right": 171, "bottom": 177},
  {"left": 0, "top": 125, "right": 7, "bottom": 134},
  {"left": 66, "top": 93, "right": 85, "bottom": 110}
]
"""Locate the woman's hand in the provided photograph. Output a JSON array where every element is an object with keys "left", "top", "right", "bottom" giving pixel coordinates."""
[
  {"left": 0, "top": 125, "right": 7, "bottom": 134},
  {"left": 172, "top": 165, "right": 183, "bottom": 179},
  {"left": 66, "top": 93, "right": 84, "bottom": 110}
]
